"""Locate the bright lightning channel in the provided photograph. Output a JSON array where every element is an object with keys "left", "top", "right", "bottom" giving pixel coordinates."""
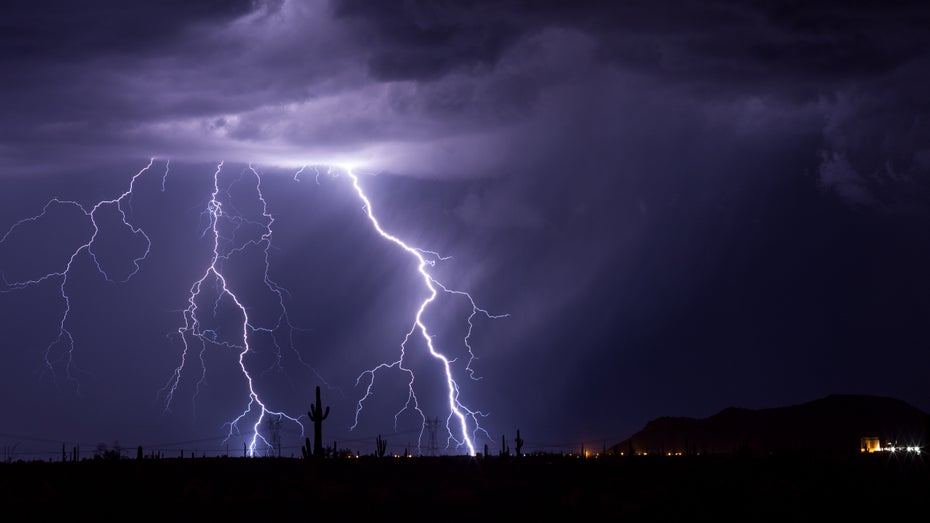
[
  {"left": 0, "top": 158, "right": 157, "bottom": 389},
  {"left": 298, "top": 166, "right": 508, "bottom": 457},
  {"left": 159, "top": 162, "right": 307, "bottom": 457},
  {"left": 2, "top": 158, "right": 506, "bottom": 457}
]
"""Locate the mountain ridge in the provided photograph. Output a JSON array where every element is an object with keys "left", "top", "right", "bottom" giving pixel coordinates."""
[{"left": 611, "top": 394, "right": 929, "bottom": 456}]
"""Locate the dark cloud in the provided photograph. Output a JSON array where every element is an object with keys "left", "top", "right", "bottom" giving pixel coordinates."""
[
  {"left": 331, "top": 0, "right": 930, "bottom": 93},
  {"left": 3, "top": 0, "right": 928, "bottom": 195},
  {"left": 816, "top": 57, "right": 930, "bottom": 211},
  {"left": 329, "top": 0, "right": 930, "bottom": 209},
  {"left": 0, "top": 1, "right": 365, "bottom": 171},
  {"left": 330, "top": 0, "right": 522, "bottom": 81},
  {"left": 0, "top": 0, "right": 258, "bottom": 64}
]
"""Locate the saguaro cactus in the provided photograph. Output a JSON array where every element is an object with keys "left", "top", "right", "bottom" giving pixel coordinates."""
[
  {"left": 500, "top": 434, "right": 510, "bottom": 457},
  {"left": 514, "top": 429, "right": 524, "bottom": 457},
  {"left": 301, "top": 437, "right": 312, "bottom": 460},
  {"left": 375, "top": 434, "right": 387, "bottom": 458},
  {"left": 308, "top": 385, "right": 329, "bottom": 458}
]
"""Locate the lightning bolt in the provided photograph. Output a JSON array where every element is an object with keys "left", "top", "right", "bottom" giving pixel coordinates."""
[
  {"left": 0, "top": 158, "right": 157, "bottom": 389},
  {"left": 297, "top": 166, "right": 508, "bottom": 457},
  {"left": 4, "top": 157, "right": 505, "bottom": 457},
  {"left": 161, "top": 158, "right": 170, "bottom": 192},
  {"left": 159, "top": 161, "right": 308, "bottom": 457}
]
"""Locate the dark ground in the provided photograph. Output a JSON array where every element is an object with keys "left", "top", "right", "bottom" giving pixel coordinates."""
[{"left": 2, "top": 452, "right": 927, "bottom": 520}]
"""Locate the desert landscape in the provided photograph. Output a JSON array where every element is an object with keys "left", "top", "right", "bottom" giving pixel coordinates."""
[{"left": 4, "top": 394, "right": 928, "bottom": 519}]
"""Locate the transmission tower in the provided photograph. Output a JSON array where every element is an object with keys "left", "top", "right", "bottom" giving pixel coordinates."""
[
  {"left": 266, "top": 414, "right": 283, "bottom": 457},
  {"left": 425, "top": 417, "right": 442, "bottom": 456}
]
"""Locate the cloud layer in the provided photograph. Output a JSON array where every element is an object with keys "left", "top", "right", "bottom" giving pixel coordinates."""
[{"left": 0, "top": 0, "right": 925, "bottom": 208}]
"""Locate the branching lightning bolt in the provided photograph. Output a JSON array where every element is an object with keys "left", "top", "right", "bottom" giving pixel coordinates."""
[
  {"left": 3, "top": 157, "right": 506, "bottom": 457},
  {"left": 0, "top": 158, "right": 157, "bottom": 389},
  {"left": 298, "top": 166, "right": 508, "bottom": 457},
  {"left": 159, "top": 162, "right": 308, "bottom": 456}
]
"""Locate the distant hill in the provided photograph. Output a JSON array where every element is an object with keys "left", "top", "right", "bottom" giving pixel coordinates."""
[{"left": 611, "top": 394, "right": 930, "bottom": 456}]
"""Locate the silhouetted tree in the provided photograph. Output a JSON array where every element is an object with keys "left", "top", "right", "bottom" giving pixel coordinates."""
[{"left": 94, "top": 441, "right": 122, "bottom": 461}]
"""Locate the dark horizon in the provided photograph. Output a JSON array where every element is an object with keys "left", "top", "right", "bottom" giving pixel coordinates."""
[{"left": 6, "top": 391, "right": 927, "bottom": 462}]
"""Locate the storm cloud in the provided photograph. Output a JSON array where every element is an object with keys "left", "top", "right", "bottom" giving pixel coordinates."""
[{"left": 0, "top": 0, "right": 926, "bottom": 198}]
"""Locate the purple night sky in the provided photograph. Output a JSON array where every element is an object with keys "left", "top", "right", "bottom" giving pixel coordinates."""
[{"left": 2, "top": 0, "right": 929, "bottom": 459}]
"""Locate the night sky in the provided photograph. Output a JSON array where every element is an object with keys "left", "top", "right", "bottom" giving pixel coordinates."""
[{"left": 2, "top": 0, "right": 929, "bottom": 459}]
